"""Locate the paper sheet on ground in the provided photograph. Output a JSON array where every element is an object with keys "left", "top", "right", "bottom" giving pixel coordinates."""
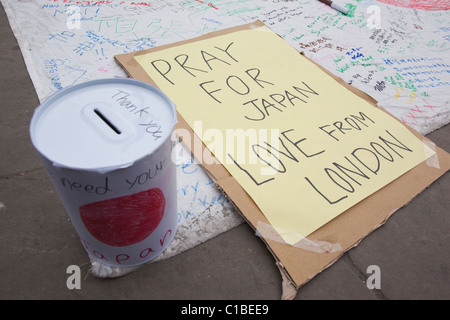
[{"left": 134, "top": 25, "right": 434, "bottom": 244}]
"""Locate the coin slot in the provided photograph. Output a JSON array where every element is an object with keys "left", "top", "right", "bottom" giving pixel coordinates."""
[{"left": 94, "top": 108, "right": 122, "bottom": 135}]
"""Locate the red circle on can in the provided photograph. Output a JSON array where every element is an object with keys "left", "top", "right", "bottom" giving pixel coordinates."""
[{"left": 79, "top": 188, "right": 166, "bottom": 247}]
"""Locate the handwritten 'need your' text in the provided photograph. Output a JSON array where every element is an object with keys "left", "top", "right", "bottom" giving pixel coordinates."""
[
  {"left": 149, "top": 42, "right": 319, "bottom": 121},
  {"left": 228, "top": 112, "right": 413, "bottom": 205},
  {"left": 59, "top": 159, "right": 166, "bottom": 195}
]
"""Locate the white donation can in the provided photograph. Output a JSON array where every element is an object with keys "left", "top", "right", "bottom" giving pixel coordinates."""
[{"left": 30, "top": 78, "right": 178, "bottom": 267}]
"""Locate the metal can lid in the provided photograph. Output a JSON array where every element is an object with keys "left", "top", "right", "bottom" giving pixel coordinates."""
[{"left": 30, "top": 78, "right": 177, "bottom": 172}]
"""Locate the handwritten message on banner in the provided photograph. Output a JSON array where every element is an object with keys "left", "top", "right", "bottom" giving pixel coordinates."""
[{"left": 134, "top": 25, "right": 433, "bottom": 244}]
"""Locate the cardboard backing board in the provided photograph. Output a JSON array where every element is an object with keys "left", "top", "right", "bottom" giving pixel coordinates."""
[{"left": 115, "top": 20, "right": 450, "bottom": 294}]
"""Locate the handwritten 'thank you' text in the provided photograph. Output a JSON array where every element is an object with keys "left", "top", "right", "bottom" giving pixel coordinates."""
[{"left": 111, "top": 89, "right": 163, "bottom": 140}]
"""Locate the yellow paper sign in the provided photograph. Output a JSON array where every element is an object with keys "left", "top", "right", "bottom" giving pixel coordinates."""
[{"left": 135, "top": 25, "right": 433, "bottom": 244}]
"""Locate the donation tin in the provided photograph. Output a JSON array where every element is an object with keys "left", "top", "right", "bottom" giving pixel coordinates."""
[{"left": 30, "top": 78, "right": 178, "bottom": 267}]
